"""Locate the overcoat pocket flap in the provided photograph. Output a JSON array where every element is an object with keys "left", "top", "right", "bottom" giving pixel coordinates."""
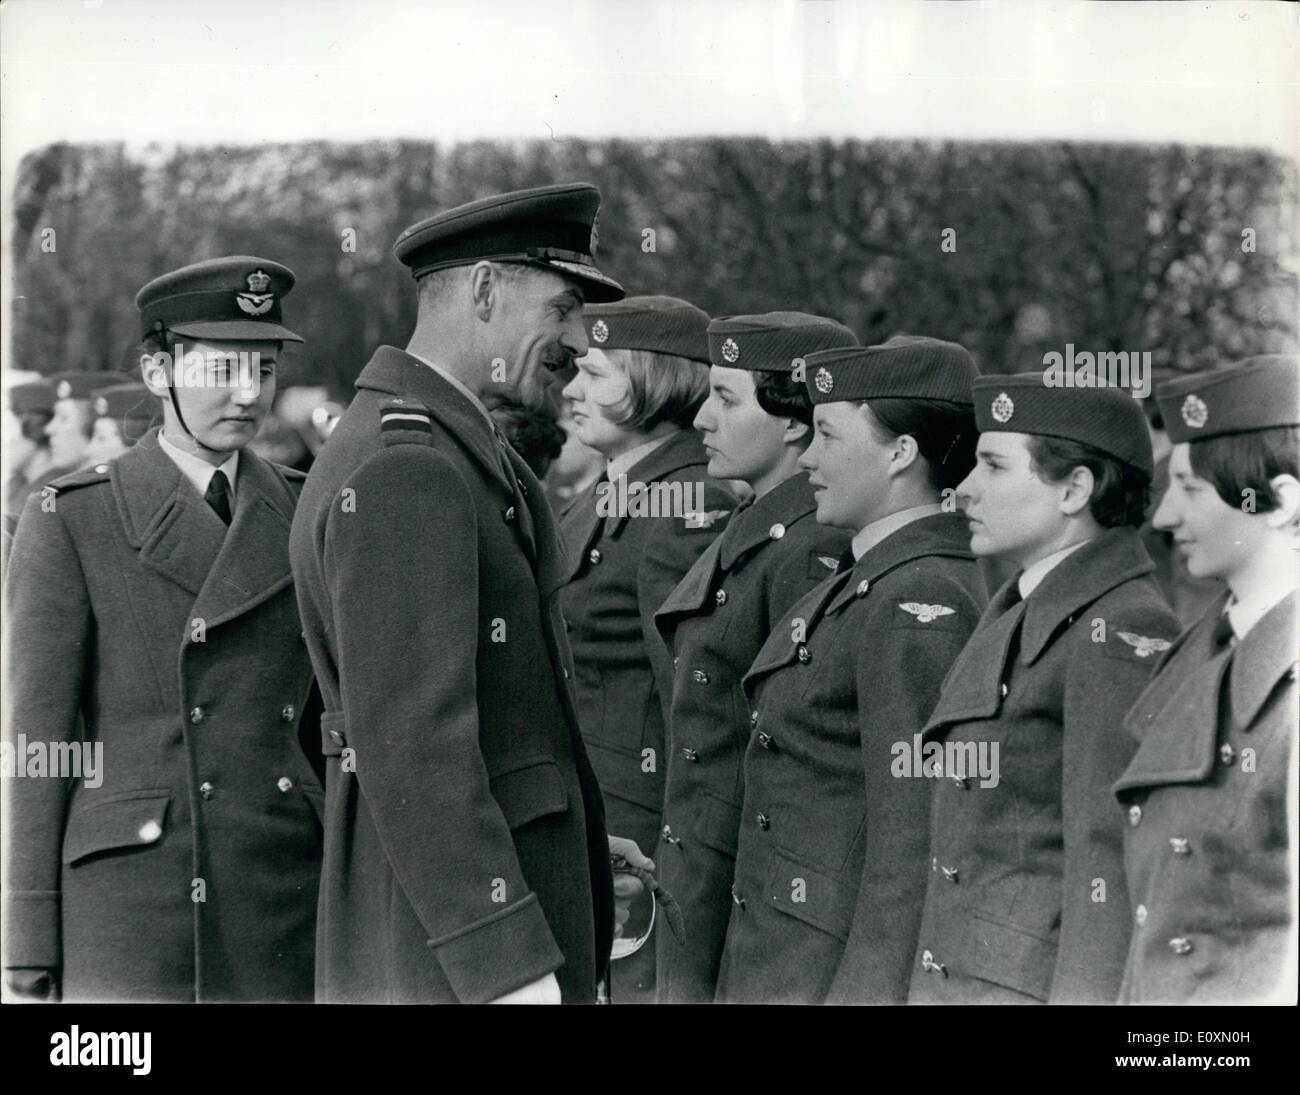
[
  {"left": 963, "top": 913, "right": 1054, "bottom": 1001},
  {"left": 763, "top": 848, "right": 853, "bottom": 942},
  {"left": 489, "top": 759, "right": 569, "bottom": 830},
  {"left": 62, "top": 791, "right": 172, "bottom": 866},
  {"left": 694, "top": 791, "right": 742, "bottom": 857}
]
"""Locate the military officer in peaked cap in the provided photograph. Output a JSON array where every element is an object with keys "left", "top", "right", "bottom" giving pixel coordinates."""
[
  {"left": 291, "top": 183, "right": 632, "bottom": 1005},
  {"left": 1115, "top": 356, "right": 1298, "bottom": 1004},
  {"left": 909, "top": 376, "right": 1181, "bottom": 1005},
  {"left": 652, "top": 311, "right": 855, "bottom": 1003},
  {"left": 3, "top": 257, "right": 323, "bottom": 1002},
  {"left": 716, "top": 336, "right": 987, "bottom": 1004},
  {"left": 557, "top": 294, "right": 737, "bottom": 1003},
  {"left": 85, "top": 382, "right": 160, "bottom": 466}
]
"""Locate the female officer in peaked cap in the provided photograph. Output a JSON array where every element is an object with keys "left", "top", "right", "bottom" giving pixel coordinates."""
[
  {"left": 716, "top": 336, "right": 987, "bottom": 1004},
  {"left": 557, "top": 295, "right": 737, "bottom": 1003},
  {"left": 909, "top": 377, "right": 1181, "bottom": 1004},
  {"left": 652, "top": 311, "right": 855, "bottom": 1003},
  {"left": 1114, "top": 355, "right": 1298, "bottom": 1004},
  {"left": 3, "top": 256, "right": 323, "bottom": 1003}
]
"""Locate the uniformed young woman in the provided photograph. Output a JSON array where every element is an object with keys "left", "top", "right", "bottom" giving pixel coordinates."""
[
  {"left": 1115, "top": 355, "right": 1298, "bottom": 1004},
  {"left": 652, "top": 312, "right": 857, "bottom": 1003},
  {"left": 909, "top": 376, "right": 1182, "bottom": 1004},
  {"left": 716, "top": 336, "right": 987, "bottom": 1004},
  {"left": 557, "top": 295, "right": 736, "bottom": 1003},
  {"left": 3, "top": 258, "right": 323, "bottom": 1003}
]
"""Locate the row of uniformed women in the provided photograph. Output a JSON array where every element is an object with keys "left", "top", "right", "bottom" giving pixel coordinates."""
[{"left": 554, "top": 293, "right": 1296, "bottom": 1006}]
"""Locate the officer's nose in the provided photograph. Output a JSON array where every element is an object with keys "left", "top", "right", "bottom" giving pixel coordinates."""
[{"left": 564, "top": 314, "right": 589, "bottom": 360}]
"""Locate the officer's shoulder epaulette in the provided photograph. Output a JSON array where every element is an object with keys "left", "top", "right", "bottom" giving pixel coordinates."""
[
  {"left": 44, "top": 464, "right": 112, "bottom": 496},
  {"left": 379, "top": 398, "right": 435, "bottom": 446}
]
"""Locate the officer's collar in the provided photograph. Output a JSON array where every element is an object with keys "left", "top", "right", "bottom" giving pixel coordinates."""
[
  {"left": 1016, "top": 527, "right": 1155, "bottom": 665},
  {"left": 717, "top": 470, "right": 818, "bottom": 571}
]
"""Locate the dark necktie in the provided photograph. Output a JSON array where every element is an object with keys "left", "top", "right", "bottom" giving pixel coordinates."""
[{"left": 205, "top": 469, "right": 232, "bottom": 526}]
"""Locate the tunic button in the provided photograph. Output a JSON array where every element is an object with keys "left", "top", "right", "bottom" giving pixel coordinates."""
[
  {"left": 503, "top": 505, "right": 516, "bottom": 523},
  {"left": 562, "top": 667, "right": 570, "bottom": 680},
  {"left": 199, "top": 781, "right": 215, "bottom": 800},
  {"left": 715, "top": 589, "right": 728, "bottom": 607},
  {"left": 757, "top": 812, "right": 771, "bottom": 831},
  {"left": 1128, "top": 804, "right": 1143, "bottom": 827},
  {"left": 681, "top": 747, "right": 698, "bottom": 762},
  {"left": 856, "top": 580, "right": 870, "bottom": 597},
  {"left": 673, "top": 656, "right": 679, "bottom": 669},
  {"left": 138, "top": 820, "right": 162, "bottom": 842},
  {"left": 281, "top": 705, "right": 296, "bottom": 722},
  {"left": 1169, "top": 937, "right": 1194, "bottom": 956},
  {"left": 692, "top": 669, "right": 710, "bottom": 685},
  {"left": 1135, "top": 903, "right": 1148, "bottom": 926},
  {"left": 328, "top": 729, "right": 344, "bottom": 745},
  {"left": 1169, "top": 837, "right": 1191, "bottom": 855},
  {"left": 662, "top": 824, "right": 681, "bottom": 846},
  {"left": 950, "top": 775, "right": 968, "bottom": 789},
  {"left": 750, "top": 711, "right": 759, "bottom": 728},
  {"left": 277, "top": 776, "right": 294, "bottom": 793},
  {"left": 768, "top": 523, "right": 786, "bottom": 540},
  {"left": 189, "top": 706, "right": 205, "bottom": 724},
  {"left": 757, "top": 732, "right": 774, "bottom": 750},
  {"left": 940, "top": 866, "right": 959, "bottom": 883},
  {"left": 731, "top": 885, "right": 746, "bottom": 909},
  {"left": 796, "top": 645, "right": 811, "bottom": 664},
  {"left": 94, "top": 464, "right": 108, "bottom": 473},
  {"left": 921, "top": 950, "right": 947, "bottom": 977},
  {"left": 1000, "top": 683, "right": 1008, "bottom": 697},
  {"left": 1219, "top": 743, "right": 1236, "bottom": 766},
  {"left": 589, "top": 548, "right": 602, "bottom": 565}
]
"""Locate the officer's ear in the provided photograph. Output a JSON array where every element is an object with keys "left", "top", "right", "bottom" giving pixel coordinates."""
[
  {"left": 1265, "top": 473, "right": 1300, "bottom": 532},
  {"left": 140, "top": 347, "right": 171, "bottom": 396},
  {"left": 470, "top": 261, "right": 501, "bottom": 321}
]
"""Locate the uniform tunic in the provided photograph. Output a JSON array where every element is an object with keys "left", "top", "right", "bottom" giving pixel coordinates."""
[
  {"left": 652, "top": 471, "right": 849, "bottom": 1002},
  {"left": 290, "top": 346, "right": 614, "bottom": 1005},
  {"left": 909, "top": 529, "right": 1181, "bottom": 1004},
  {"left": 1115, "top": 591, "right": 1296, "bottom": 1003},
  {"left": 718, "top": 512, "right": 986, "bottom": 1004},
  {"left": 557, "top": 428, "right": 735, "bottom": 1002},
  {"left": 3, "top": 430, "right": 323, "bottom": 1002}
]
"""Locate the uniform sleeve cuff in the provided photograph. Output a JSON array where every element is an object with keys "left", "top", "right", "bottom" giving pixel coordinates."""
[
  {"left": 2, "top": 890, "right": 61, "bottom": 969},
  {"left": 426, "top": 892, "right": 564, "bottom": 1003}
]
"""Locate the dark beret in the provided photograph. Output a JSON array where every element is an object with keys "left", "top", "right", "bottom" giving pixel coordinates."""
[
  {"left": 583, "top": 295, "right": 711, "bottom": 363},
  {"left": 92, "top": 382, "right": 157, "bottom": 424},
  {"left": 973, "top": 373, "right": 1153, "bottom": 476},
  {"left": 50, "top": 371, "right": 119, "bottom": 402},
  {"left": 803, "top": 335, "right": 978, "bottom": 406},
  {"left": 707, "top": 312, "right": 858, "bottom": 372},
  {"left": 394, "top": 182, "right": 624, "bottom": 304},
  {"left": 1157, "top": 355, "right": 1300, "bottom": 444},
  {"left": 135, "top": 256, "right": 303, "bottom": 343},
  {"left": 9, "top": 379, "right": 54, "bottom": 416}
]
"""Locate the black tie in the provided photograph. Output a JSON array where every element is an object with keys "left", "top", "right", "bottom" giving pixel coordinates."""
[{"left": 205, "top": 469, "right": 232, "bottom": 526}]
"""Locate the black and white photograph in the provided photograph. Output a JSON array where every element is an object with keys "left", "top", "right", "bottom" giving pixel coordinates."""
[{"left": 0, "top": 0, "right": 1296, "bottom": 1077}]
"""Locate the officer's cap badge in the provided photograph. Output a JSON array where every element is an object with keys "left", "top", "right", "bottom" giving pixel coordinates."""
[
  {"left": 246, "top": 269, "right": 272, "bottom": 293},
  {"left": 591, "top": 319, "right": 610, "bottom": 344},
  {"left": 1117, "top": 631, "right": 1172, "bottom": 658},
  {"left": 1180, "top": 393, "right": 1208, "bottom": 430},
  {"left": 899, "top": 602, "right": 955, "bottom": 624},
  {"left": 814, "top": 367, "right": 834, "bottom": 394},
  {"left": 236, "top": 270, "right": 275, "bottom": 316},
  {"left": 721, "top": 337, "right": 741, "bottom": 364},
  {"left": 991, "top": 392, "right": 1014, "bottom": 424}
]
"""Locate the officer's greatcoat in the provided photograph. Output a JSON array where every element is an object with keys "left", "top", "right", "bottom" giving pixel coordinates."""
[
  {"left": 1115, "top": 591, "right": 1296, "bottom": 1003},
  {"left": 909, "top": 529, "right": 1181, "bottom": 1004},
  {"left": 717, "top": 512, "right": 986, "bottom": 1004},
  {"left": 3, "top": 430, "right": 323, "bottom": 1001},
  {"left": 290, "top": 346, "right": 613, "bottom": 1004},
  {"left": 651, "top": 471, "right": 849, "bottom": 1002}
]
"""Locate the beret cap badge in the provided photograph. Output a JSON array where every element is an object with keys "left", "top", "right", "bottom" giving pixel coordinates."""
[
  {"left": 1180, "top": 393, "right": 1209, "bottom": 430},
  {"left": 591, "top": 319, "right": 610, "bottom": 344},
  {"left": 814, "top": 367, "right": 834, "bottom": 394},
  {"left": 56, "top": 380, "right": 72, "bottom": 399},
  {"left": 721, "top": 338, "right": 741, "bottom": 364},
  {"left": 991, "top": 391, "right": 1015, "bottom": 424},
  {"left": 94, "top": 396, "right": 108, "bottom": 415}
]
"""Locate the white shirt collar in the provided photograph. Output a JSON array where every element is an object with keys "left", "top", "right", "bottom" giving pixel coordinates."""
[
  {"left": 1018, "top": 539, "right": 1092, "bottom": 599},
  {"left": 159, "top": 428, "right": 239, "bottom": 502},
  {"left": 1225, "top": 582, "right": 1297, "bottom": 642},
  {"left": 851, "top": 502, "right": 944, "bottom": 562},
  {"left": 606, "top": 434, "right": 673, "bottom": 484},
  {"left": 406, "top": 350, "right": 494, "bottom": 430}
]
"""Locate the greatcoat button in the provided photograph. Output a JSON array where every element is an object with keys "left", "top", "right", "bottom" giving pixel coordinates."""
[
  {"left": 681, "top": 747, "right": 698, "bottom": 762},
  {"left": 750, "top": 711, "right": 759, "bottom": 728},
  {"left": 1169, "top": 937, "right": 1194, "bottom": 956},
  {"left": 731, "top": 885, "right": 746, "bottom": 909},
  {"left": 662, "top": 824, "right": 681, "bottom": 846},
  {"left": 1169, "top": 837, "right": 1191, "bottom": 855},
  {"left": 757, "top": 812, "right": 771, "bottom": 831},
  {"left": 856, "top": 580, "right": 870, "bottom": 597},
  {"left": 95, "top": 464, "right": 108, "bottom": 473},
  {"left": 1128, "top": 804, "right": 1143, "bottom": 827},
  {"left": 1000, "top": 683, "right": 1009, "bottom": 697},
  {"left": 1135, "top": 903, "right": 1148, "bottom": 926},
  {"left": 503, "top": 505, "right": 516, "bottom": 523},
  {"left": 281, "top": 705, "right": 296, "bottom": 722},
  {"left": 940, "top": 866, "right": 959, "bottom": 883},
  {"left": 715, "top": 589, "right": 728, "bottom": 607},
  {"left": 951, "top": 775, "right": 967, "bottom": 789},
  {"left": 1219, "top": 743, "right": 1236, "bottom": 766},
  {"left": 921, "top": 949, "right": 947, "bottom": 977},
  {"left": 796, "top": 645, "right": 811, "bottom": 664},
  {"left": 589, "top": 548, "right": 602, "bottom": 565},
  {"left": 199, "top": 781, "right": 215, "bottom": 799},
  {"left": 757, "top": 732, "right": 774, "bottom": 750},
  {"left": 328, "top": 729, "right": 344, "bottom": 745},
  {"left": 138, "top": 820, "right": 162, "bottom": 842},
  {"left": 692, "top": 669, "right": 710, "bottom": 685},
  {"left": 277, "top": 776, "right": 294, "bottom": 793},
  {"left": 189, "top": 706, "right": 205, "bottom": 724},
  {"left": 768, "top": 523, "right": 786, "bottom": 540}
]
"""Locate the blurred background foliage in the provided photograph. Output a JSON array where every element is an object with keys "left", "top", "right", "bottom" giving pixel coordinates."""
[{"left": 8, "top": 138, "right": 1298, "bottom": 398}]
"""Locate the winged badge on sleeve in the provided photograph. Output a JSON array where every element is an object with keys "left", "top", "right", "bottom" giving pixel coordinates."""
[
  {"left": 898, "top": 602, "right": 955, "bottom": 624},
  {"left": 1116, "top": 631, "right": 1172, "bottom": 658}
]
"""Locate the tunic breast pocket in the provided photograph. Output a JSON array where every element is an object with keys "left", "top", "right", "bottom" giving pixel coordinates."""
[
  {"left": 488, "top": 758, "right": 570, "bottom": 830},
  {"left": 62, "top": 789, "right": 172, "bottom": 866}
]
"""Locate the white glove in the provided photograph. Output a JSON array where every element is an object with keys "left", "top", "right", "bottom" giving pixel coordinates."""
[{"left": 489, "top": 972, "right": 561, "bottom": 1004}]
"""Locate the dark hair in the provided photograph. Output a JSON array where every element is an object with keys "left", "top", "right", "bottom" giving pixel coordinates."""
[
  {"left": 1026, "top": 435, "right": 1150, "bottom": 528},
  {"left": 862, "top": 398, "right": 978, "bottom": 492},
  {"left": 754, "top": 368, "right": 814, "bottom": 428},
  {"left": 1187, "top": 426, "right": 1300, "bottom": 512},
  {"left": 491, "top": 402, "right": 566, "bottom": 480}
]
